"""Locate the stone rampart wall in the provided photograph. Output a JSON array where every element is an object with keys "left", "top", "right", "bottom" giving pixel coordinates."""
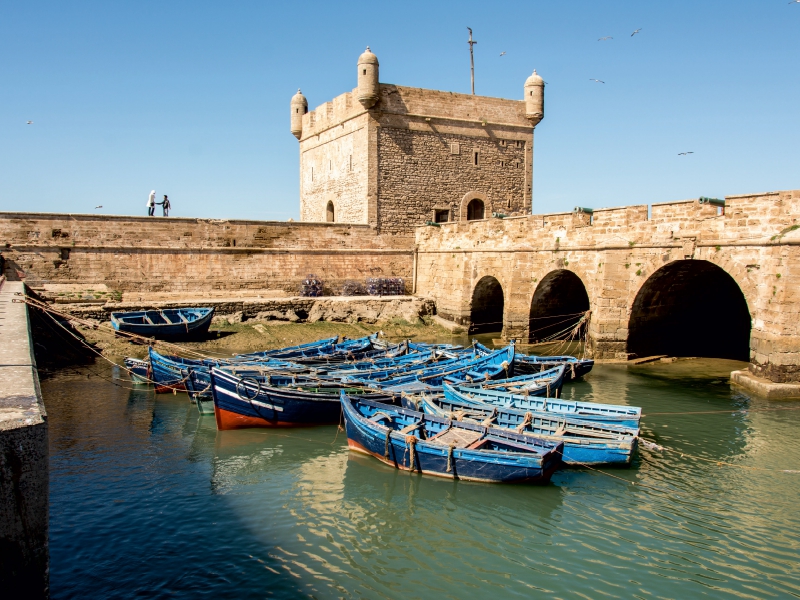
[
  {"left": 0, "top": 213, "right": 414, "bottom": 295},
  {"left": 415, "top": 190, "right": 800, "bottom": 384}
]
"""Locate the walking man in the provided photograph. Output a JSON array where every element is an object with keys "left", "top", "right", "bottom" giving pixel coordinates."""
[
  {"left": 161, "top": 195, "right": 171, "bottom": 217},
  {"left": 147, "top": 190, "right": 156, "bottom": 216}
]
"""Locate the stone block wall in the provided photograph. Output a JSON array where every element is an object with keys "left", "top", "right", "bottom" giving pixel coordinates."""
[
  {"left": 0, "top": 213, "right": 414, "bottom": 296},
  {"left": 415, "top": 189, "right": 800, "bottom": 383}
]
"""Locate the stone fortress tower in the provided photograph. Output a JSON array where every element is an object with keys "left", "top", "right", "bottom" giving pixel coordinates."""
[{"left": 291, "top": 47, "right": 545, "bottom": 234}]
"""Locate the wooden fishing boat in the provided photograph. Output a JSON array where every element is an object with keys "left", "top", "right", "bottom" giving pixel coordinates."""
[
  {"left": 209, "top": 367, "right": 397, "bottom": 430},
  {"left": 413, "top": 394, "right": 638, "bottom": 466},
  {"left": 341, "top": 392, "right": 563, "bottom": 483},
  {"left": 362, "top": 345, "right": 516, "bottom": 393},
  {"left": 444, "top": 382, "right": 642, "bottom": 428},
  {"left": 123, "top": 357, "right": 151, "bottom": 383},
  {"left": 110, "top": 307, "right": 214, "bottom": 339},
  {"left": 475, "top": 342, "right": 593, "bottom": 381},
  {"left": 454, "top": 366, "right": 567, "bottom": 398}
]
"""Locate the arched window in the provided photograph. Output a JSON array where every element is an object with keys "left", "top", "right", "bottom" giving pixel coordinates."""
[
  {"left": 467, "top": 198, "right": 485, "bottom": 221},
  {"left": 326, "top": 201, "right": 335, "bottom": 222}
]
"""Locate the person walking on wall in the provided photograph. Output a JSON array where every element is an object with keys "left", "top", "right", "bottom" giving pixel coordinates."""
[
  {"left": 147, "top": 190, "right": 156, "bottom": 216},
  {"left": 161, "top": 195, "right": 171, "bottom": 217}
]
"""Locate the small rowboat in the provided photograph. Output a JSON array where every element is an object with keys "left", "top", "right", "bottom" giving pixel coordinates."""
[
  {"left": 123, "top": 357, "right": 150, "bottom": 383},
  {"left": 341, "top": 392, "right": 563, "bottom": 484},
  {"left": 475, "top": 342, "right": 594, "bottom": 381},
  {"left": 444, "top": 382, "right": 642, "bottom": 428},
  {"left": 454, "top": 366, "right": 567, "bottom": 398},
  {"left": 209, "top": 367, "right": 397, "bottom": 430},
  {"left": 413, "top": 394, "right": 638, "bottom": 466},
  {"left": 111, "top": 307, "right": 214, "bottom": 339}
]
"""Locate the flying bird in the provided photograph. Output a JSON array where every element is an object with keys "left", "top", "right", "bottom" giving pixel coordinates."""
[
  {"left": 26, "top": 121, "right": 33, "bottom": 124},
  {"left": 631, "top": 28, "right": 642, "bottom": 37},
  {"left": 598, "top": 36, "right": 613, "bottom": 41},
  {"left": 499, "top": 51, "right": 506, "bottom": 56},
  {"left": 590, "top": 78, "right": 605, "bottom": 84},
  {"left": 678, "top": 152, "right": 694, "bottom": 156},
  {"left": 95, "top": 205, "right": 103, "bottom": 209},
  {"left": 790, "top": 1, "right": 800, "bottom": 4}
]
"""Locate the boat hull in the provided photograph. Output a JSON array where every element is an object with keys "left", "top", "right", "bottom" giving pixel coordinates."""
[
  {"left": 111, "top": 307, "right": 215, "bottom": 339},
  {"left": 342, "top": 395, "right": 563, "bottom": 484}
]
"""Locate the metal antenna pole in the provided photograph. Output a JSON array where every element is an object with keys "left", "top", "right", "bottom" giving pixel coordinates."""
[{"left": 467, "top": 27, "right": 477, "bottom": 95}]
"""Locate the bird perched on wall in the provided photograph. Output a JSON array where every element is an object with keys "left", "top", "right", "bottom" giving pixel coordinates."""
[
  {"left": 678, "top": 152, "right": 694, "bottom": 156},
  {"left": 590, "top": 78, "right": 605, "bottom": 84},
  {"left": 631, "top": 28, "right": 642, "bottom": 37},
  {"left": 26, "top": 121, "right": 33, "bottom": 124},
  {"left": 598, "top": 36, "right": 613, "bottom": 41},
  {"left": 499, "top": 51, "right": 506, "bottom": 56}
]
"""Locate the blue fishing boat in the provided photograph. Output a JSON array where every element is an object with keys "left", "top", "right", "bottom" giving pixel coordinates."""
[
  {"left": 123, "top": 357, "right": 150, "bottom": 383},
  {"left": 110, "top": 307, "right": 215, "bottom": 339},
  {"left": 455, "top": 366, "right": 567, "bottom": 398},
  {"left": 413, "top": 394, "right": 638, "bottom": 466},
  {"left": 340, "top": 392, "right": 563, "bottom": 483},
  {"left": 444, "top": 382, "right": 642, "bottom": 428},
  {"left": 210, "top": 367, "right": 397, "bottom": 430},
  {"left": 361, "top": 345, "right": 516, "bottom": 393},
  {"left": 475, "top": 342, "right": 594, "bottom": 381}
]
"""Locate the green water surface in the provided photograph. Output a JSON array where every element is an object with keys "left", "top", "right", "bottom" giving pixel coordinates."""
[{"left": 43, "top": 354, "right": 800, "bottom": 599}]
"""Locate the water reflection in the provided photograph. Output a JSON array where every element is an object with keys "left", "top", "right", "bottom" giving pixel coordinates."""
[{"left": 42, "top": 357, "right": 800, "bottom": 599}]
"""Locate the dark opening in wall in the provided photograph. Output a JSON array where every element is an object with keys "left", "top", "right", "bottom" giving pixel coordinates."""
[
  {"left": 470, "top": 276, "right": 504, "bottom": 334},
  {"left": 467, "top": 199, "right": 484, "bottom": 221},
  {"left": 628, "top": 260, "right": 751, "bottom": 360},
  {"left": 529, "top": 270, "right": 590, "bottom": 342},
  {"left": 434, "top": 209, "right": 449, "bottom": 223},
  {"left": 60, "top": 248, "right": 70, "bottom": 261},
  {"left": 326, "top": 201, "right": 335, "bottom": 222}
]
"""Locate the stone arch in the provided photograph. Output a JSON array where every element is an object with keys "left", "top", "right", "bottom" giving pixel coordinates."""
[
  {"left": 470, "top": 275, "right": 504, "bottom": 334},
  {"left": 627, "top": 259, "right": 751, "bottom": 360},
  {"left": 460, "top": 191, "right": 491, "bottom": 222},
  {"left": 529, "top": 270, "right": 591, "bottom": 342},
  {"left": 326, "top": 201, "right": 335, "bottom": 222}
]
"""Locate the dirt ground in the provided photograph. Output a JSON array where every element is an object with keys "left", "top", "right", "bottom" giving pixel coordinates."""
[{"left": 77, "top": 316, "right": 467, "bottom": 361}]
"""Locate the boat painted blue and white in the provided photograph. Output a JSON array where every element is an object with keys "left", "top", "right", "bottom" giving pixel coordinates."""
[
  {"left": 341, "top": 392, "right": 563, "bottom": 483},
  {"left": 413, "top": 393, "right": 638, "bottom": 466},
  {"left": 111, "top": 307, "right": 215, "bottom": 339}
]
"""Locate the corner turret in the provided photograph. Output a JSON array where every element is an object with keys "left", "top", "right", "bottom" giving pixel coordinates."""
[
  {"left": 524, "top": 70, "right": 544, "bottom": 125},
  {"left": 357, "top": 47, "right": 379, "bottom": 108},
  {"left": 290, "top": 89, "right": 308, "bottom": 139}
]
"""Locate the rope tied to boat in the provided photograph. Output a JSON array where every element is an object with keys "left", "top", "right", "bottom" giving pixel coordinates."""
[
  {"left": 446, "top": 444, "right": 456, "bottom": 472},
  {"left": 405, "top": 435, "right": 417, "bottom": 472},
  {"left": 516, "top": 412, "right": 533, "bottom": 433},
  {"left": 384, "top": 432, "right": 391, "bottom": 459}
]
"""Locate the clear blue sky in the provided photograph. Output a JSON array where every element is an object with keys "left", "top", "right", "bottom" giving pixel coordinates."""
[{"left": 1, "top": 0, "right": 798, "bottom": 220}]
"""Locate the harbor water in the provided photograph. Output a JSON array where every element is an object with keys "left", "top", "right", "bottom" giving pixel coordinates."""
[{"left": 43, "top": 355, "right": 800, "bottom": 598}]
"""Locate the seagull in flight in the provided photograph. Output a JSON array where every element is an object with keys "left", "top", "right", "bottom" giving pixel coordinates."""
[
  {"left": 598, "top": 36, "right": 613, "bottom": 41},
  {"left": 499, "top": 51, "right": 506, "bottom": 56},
  {"left": 590, "top": 78, "right": 605, "bottom": 84},
  {"left": 790, "top": 1, "right": 800, "bottom": 4},
  {"left": 95, "top": 205, "right": 103, "bottom": 209},
  {"left": 26, "top": 121, "right": 33, "bottom": 125},
  {"left": 631, "top": 28, "right": 642, "bottom": 37},
  {"left": 678, "top": 152, "right": 694, "bottom": 156}
]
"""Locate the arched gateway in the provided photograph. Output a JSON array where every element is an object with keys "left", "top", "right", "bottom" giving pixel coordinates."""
[
  {"left": 628, "top": 260, "right": 751, "bottom": 360},
  {"left": 470, "top": 276, "right": 504, "bottom": 334},
  {"left": 529, "top": 270, "right": 590, "bottom": 342}
]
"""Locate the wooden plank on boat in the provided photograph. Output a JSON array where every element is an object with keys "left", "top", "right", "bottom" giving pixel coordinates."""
[{"left": 428, "top": 427, "right": 482, "bottom": 448}]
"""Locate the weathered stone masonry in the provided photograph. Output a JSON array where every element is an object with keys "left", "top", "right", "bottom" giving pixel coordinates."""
[
  {"left": 415, "top": 190, "right": 800, "bottom": 385},
  {"left": 0, "top": 214, "right": 414, "bottom": 295}
]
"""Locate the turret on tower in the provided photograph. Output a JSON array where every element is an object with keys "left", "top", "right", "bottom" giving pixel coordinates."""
[
  {"left": 290, "top": 89, "right": 308, "bottom": 139},
  {"left": 357, "top": 46, "right": 379, "bottom": 108},
  {"left": 524, "top": 70, "right": 544, "bottom": 126}
]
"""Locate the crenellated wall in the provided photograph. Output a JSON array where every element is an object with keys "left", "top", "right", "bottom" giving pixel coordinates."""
[
  {"left": 0, "top": 213, "right": 414, "bottom": 295},
  {"left": 415, "top": 190, "right": 800, "bottom": 386}
]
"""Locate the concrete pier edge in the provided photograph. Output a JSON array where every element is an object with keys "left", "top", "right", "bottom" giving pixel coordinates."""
[
  {"left": 730, "top": 369, "right": 800, "bottom": 400},
  {"left": 0, "top": 279, "right": 49, "bottom": 598}
]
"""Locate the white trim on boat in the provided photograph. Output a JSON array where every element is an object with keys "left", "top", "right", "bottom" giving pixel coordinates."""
[{"left": 214, "top": 385, "right": 284, "bottom": 411}]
